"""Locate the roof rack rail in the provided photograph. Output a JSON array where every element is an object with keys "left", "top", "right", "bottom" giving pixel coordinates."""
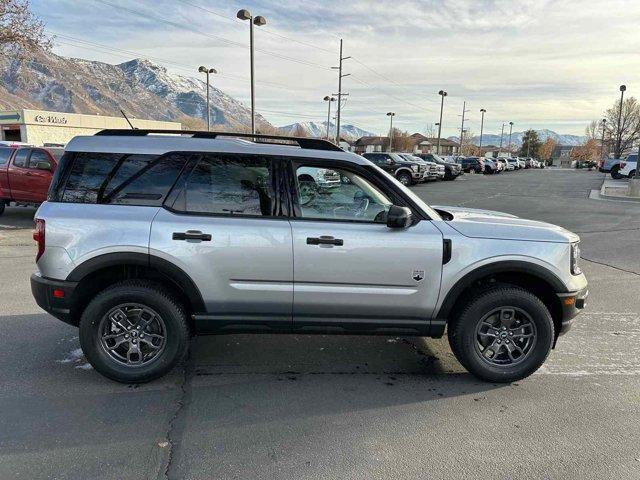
[{"left": 95, "top": 129, "right": 344, "bottom": 152}]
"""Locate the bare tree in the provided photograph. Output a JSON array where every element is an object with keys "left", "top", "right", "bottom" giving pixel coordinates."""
[
  {"left": 603, "top": 96, "right": 640, "bottom": 158},
  {"left": 0, "top": 0, "right": 52, "bottom": 57},
  {"left": 424, "top": 123, "right": 438, "bottom": 138}
]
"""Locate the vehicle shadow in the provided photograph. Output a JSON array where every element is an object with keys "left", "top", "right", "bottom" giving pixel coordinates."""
[{"left": 0, "top": 206, "right": 37, "bottom": 230}]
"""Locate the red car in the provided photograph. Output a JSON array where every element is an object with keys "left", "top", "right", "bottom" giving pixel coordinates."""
[{"left": 0, "top": 145, "right": 62, "bottom": 216}]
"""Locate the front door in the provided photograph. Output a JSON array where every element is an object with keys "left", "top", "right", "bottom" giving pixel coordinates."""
[
  {"left": 150, "top": 153, "right": 293, "bottom": 332},
  {"left": 288, "top": 160, "right": 443, "bottom": 334}
]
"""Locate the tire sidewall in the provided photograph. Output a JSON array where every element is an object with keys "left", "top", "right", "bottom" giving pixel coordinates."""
[
  {"left": 397, "top": 172, "right": 412, "bottom": 185},
  {"left": 453, "top": 288, "right": 554, "bottom": 382},
  {"left": 79, "top": 284, "right": 188, "bottom": 383}
]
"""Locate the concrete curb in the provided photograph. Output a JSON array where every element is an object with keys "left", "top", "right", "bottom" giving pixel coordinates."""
[{"left": 592, "top": 177, "right": 640, "bottom": 203}]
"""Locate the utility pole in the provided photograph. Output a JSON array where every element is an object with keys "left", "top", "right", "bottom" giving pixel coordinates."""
[
  {"left": 332, "top": 39, "right": 350, "bottom": 145},
  {"left": 499, "top": 123, "right": 505, "bottom": 150},
  {"left": 479, "top": 109, "right": 486, "bottom": 153},
  {"left": 615, "top": 85, "right": 626, "bottom": 158},
  {"left": 458, "top": 101, "right": 470, "bottom": 156},
  {"left": 508, "top": 121, "right": 514, "bottom": 152},
  {"left": 386, "top": 112, "right": 395, "bottom": 151},
  {"left": 437, "top": 90, "right": 447, "bottom": 155},
  {"left": 600, "top": 118, "right": 607, "bottom": 161}
]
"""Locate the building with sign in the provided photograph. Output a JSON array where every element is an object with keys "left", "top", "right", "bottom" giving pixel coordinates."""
[{"left": 0, "top": 109, "right": 181, "bottom": 146}]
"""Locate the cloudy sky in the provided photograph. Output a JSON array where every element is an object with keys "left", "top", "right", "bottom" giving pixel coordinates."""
[{"left": 33, "top": 0, "right": 640, "bottom": 136}]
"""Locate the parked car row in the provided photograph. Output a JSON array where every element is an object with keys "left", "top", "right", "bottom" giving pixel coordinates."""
[
  {"left": 361, "top": 152, "right": 458, "bottom": 185},
  {"left": 0, "top": 144, "right": 63, "bottom": 216},
  {"left": 452, "top": 156, "right": 544, "bottom": 175}
]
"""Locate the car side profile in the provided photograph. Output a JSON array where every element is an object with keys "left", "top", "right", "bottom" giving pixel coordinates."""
[{"left": 31, "top": 130, "right": 588, "bottom": 384}]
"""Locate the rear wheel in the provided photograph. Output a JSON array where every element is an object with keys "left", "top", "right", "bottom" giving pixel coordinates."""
[
  {"left": 629, "top": 170, "right": 637, "bottom": 179},
  {"left": 448, "top": 286, "right": 554, "bottom": 383},
  {"left": 79, "top": 280, "right": 190, "bottom": 383},
  {"left": 610, "top": 165, "right": 623, "bottom": 179},
  {"left": 0, "top": 202, "right": 5, "bottom": 216}
]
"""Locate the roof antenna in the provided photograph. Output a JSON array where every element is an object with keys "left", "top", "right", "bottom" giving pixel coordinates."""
[{"left": 120, "top": 109, "right": 137, "bottom": 129}]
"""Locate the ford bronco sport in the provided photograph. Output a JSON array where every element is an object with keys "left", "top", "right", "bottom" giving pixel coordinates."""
[{"left": 31, "top": 130, "right": 588, "bottom": 384}]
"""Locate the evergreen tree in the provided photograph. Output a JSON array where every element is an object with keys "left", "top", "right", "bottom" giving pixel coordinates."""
[{"left": 519, "top": 129, "right": 541, "bottom": 158}]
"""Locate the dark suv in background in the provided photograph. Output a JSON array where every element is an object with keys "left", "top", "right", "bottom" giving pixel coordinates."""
[
  {"left": 361, "top": 152, "right": 426, "bottom": 185},
  {"left": 417, "top": 153, "right": 462, "bottom": 180},
  {"left": 457, "top": 156, "right": 484, "bottom": 174}
]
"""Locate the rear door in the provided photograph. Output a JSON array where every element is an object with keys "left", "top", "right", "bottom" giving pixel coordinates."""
[
  {"left": 6, "top": 148, "right": 31, "bottom": 200},
  {"left": 288, "top": 158, "right": 443, "bottom": 334},
  {"left": 23, "top": 149, "right": 55, "bottom": 202},
  {"left": 150, "top": 153, "right": 293, "bottom": 332}
]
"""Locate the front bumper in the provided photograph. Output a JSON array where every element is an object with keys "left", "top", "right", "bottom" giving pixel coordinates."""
[
  {"left": 557, "top": 286, "right": 589, "bottom": 336},
  {"left": 31, "top": 273, "right": 79, "bottom": 326}
]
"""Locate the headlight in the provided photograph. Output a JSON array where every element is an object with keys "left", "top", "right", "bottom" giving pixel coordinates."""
[
  {"left": 571, "top": 242, "right": 581, "bottom": 275},
  {"left": 411, "top": 164, "right": 419, "bottom": 172}
]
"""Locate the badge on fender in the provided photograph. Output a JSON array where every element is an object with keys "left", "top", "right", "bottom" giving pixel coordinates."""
[{"left": 412, "top": 270, "right": 425, "bottom": 282}]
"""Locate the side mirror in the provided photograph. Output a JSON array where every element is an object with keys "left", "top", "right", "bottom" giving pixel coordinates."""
[
  {"left": 386, "top": 205, "right": 413, "bottom": 229},
  {"left": 385, "top": 158, "right": 393, "bottom": 165},
  {"left": 35, "top": 161, "right": 51, "bottom": 171}
]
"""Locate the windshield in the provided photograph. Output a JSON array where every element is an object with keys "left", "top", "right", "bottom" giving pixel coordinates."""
[{"left": 368, "top": 164, "right": 442, "bottom": 220}]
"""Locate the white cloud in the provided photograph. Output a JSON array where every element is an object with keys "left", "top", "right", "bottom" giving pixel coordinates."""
[{"left": 34, "top": 0, "right": 640, "bottom": 135}]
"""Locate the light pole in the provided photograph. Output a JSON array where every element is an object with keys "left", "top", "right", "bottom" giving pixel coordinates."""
[
  {"left": 458, "top": 101, "right": 469, "bottom": 158},
  {"left": 600, "top": 118, "right": 607, "bottom": 160},
  {"left": 237, "top": 9, "right": 266, "bottom": 134},
  {"left": 615, "top": 85, "right": 626, "bottom": 158},
  {"left": 387, "top": 112, "right": 395, "bottom": 152},
  {"left": 499, "top": 123, "right": 505, "bottom": 150},
  {"left": 479, "top": 108, "right": 486, "bottom": 153},
  {"left": 437, "top": 90, "right": 447, "bottom": 154},
  {"left": 198, "top": 66, "right": 217, "bottom": 131},
  {"left": 323, "top": 96, "right": 336, "bottom": 141},
  {"left": 508, "top": 122, "right": 515, "bottom": 153}
]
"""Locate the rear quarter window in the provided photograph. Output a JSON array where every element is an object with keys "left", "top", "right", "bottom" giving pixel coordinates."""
[{"left": 51, "top": 152, "right": 189, "bottom": 206}]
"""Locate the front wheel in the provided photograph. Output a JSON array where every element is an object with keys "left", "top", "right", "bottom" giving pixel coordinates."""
[
  {"left": 629, "top": 170, "right": 637, "bottom": 179},
  {"left": 448, "top": 286, "right": 554, "bottom": 383},
  {"left": 79, "top": 280, "right": 190, "bottom": 383},
  {"left": 396, "top": 172, "right": 413, "bottom": 186}
]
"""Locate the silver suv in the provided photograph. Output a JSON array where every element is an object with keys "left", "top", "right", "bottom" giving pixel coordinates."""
[{"left": 31, "top": 130, "right": 588, "bottom": 384}]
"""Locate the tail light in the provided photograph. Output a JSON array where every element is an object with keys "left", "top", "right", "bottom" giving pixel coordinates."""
[{"left": 34, "top": 219, "right": 45, "bottom": 262}]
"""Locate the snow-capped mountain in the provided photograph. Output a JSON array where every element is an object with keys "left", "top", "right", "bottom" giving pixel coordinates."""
[
  {"left": 279, "top": 121, "right": 375, "bottom": 140},
  {"left": 0, "top": 51, "right": 271, "bottom": 130},
  {"left": 448, "top": 129, "right": 586, "bottom": 148}
]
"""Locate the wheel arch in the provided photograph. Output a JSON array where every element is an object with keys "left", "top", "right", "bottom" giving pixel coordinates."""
[
  {"left": 436, "top": 261, "right": 566, "bottom": 340},
  {"left": 66, "top": 252, "right": 205, "bottom": 327}
]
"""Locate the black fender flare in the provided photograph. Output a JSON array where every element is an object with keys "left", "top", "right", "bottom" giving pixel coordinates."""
[
  {"left": 435, "top": 260, "right": 567, "bottom": 320},
  {"left": 66, "top": 252, "right": 206, "bottom": 312}
]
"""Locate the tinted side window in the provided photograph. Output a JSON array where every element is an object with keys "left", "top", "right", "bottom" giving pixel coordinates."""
[
  {"left": 0, "top": 148, "right": 11, "bottom": 165},
  {"left": 176, "top": 155, "right": 275, "bottom": 216},
  {"left": 12, "top": 149, "right": 29, "bottom": 167},
  {"left": 60, "top": 152, "right": 187, "bottom": 206}
]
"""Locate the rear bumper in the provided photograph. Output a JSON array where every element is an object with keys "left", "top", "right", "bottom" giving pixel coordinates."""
[
  {"left": 30, "top": 273, "right": 79, "bottom": 326},
  {"left": 557, "top": 286, "right": 589, "bottom": 336}
]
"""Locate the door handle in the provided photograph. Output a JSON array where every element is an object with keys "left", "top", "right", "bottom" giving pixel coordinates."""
[
  {"left": 172, "top": 230, "right": 212, "bottom": 241},
  {"left": 307, "top": 236, "right": 344, "bottom": 246}
]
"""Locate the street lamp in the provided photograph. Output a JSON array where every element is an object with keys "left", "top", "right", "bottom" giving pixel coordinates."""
[
  {"left": 499, "top": 123, "right": 505, "bottom": 150},
  {"left": 615, "top": 84, "right": 626, "bottom": 158},
  {"left": 479, "top": 109, "right": 486, "bottom": 153},
  {"left": 600, "top": 118, "right": 607, "bottom": 160},
  {"left": 437, "top": 90, "right": 447, "bottom": 154},
  {"left": 386, "top": 112, "right": 395, "bottom": 152},
  {"left": 323, "top": 96, "right": 336, "bottom": 141},
  {"left": 198, "top": 66, "right": 217, "bottom": 131},
  {"left": 237, "top": 9, "right": 267, "bottom": 134},
  {"left": 508, "top": 121, "right": 514, "bottom": 152}
]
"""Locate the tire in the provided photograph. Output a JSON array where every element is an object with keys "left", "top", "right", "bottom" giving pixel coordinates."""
[
  {"left": 447, "top": 286, "right": 554, "bottom": 383},
  {"left": 629, "top": 170, "right": 637, "bottom": 179},
  {"left": 397, "top": 171, "right": 413, "bottom": 186},
  {"left": 610, "top": 166, "right": 623, "bottom": 179},
  {"left": 79, "top": 280, "right": 190, "bottom": 383},
  {"left": 0, "top": 202, "right": 5, "bottom": 216}
]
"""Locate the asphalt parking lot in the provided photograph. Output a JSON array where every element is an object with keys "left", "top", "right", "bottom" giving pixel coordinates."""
[{"left": 1, "top": 169, "right": 639, "bottom": 480}]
